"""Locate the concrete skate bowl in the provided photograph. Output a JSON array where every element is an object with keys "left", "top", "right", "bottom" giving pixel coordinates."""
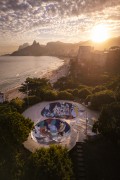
[
  {"left": 41, "top": 102, "right": 79, "bottom": 119},
  {"left": 31, "top": 118, "right": 71, "bottom": 144}
]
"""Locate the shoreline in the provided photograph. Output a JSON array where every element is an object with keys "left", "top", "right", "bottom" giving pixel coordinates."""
[
  {"left": 43, "top": 58, "right": 69, "bottom": 84},
  {"left": 5, "top": 59, "right": 70, "bottom": 101}
]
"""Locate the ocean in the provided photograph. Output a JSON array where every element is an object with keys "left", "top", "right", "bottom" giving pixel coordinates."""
[{"left": 0, "top": 56, "right": 64, "bottom": 92}]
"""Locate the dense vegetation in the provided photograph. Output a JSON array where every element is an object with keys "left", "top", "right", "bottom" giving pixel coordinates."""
[
  {"left": 0, "top": 103, "right": 33, "bottom": 180},
  {"left": 0, "top": 103, "right": 73, "bottom": 180},
  {"left": 19, "top": 77, "right": 74, "bottom": 105},
  {"left": 0, "top": 47, "right": 120, "bottom": 179},
  {"left": 18, "top": 75, "right": 119, "bottom": 110},
  {"left": 0, "top": 103, "right": 33, "bottom": 146},
  {"left": 18, "top": 53, "right": 120, "bottom": 145},
  {"left": 93, "top": 102, "right": 120, "bottom": 144},
  {"left": 26, "top": 145, "right": 73, "bottom": 180}
]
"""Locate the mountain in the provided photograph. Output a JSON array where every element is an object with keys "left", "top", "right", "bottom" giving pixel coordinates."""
[
  {"left": 10, "top": 36, "right": 120, "bottom": 57},
  {"left": 11, "top": 40, "right": 80, "bottom": 57},
  {"left": 18, "top": 43, "right": 29, "bottom": 50}
]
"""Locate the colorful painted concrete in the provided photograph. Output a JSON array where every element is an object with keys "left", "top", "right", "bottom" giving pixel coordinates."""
[
  {"left": 41, "top": 102, "right": 80, "bottom": 119},
  {"left": 32, "top": 118, "right": 70, "bottom": 144}
]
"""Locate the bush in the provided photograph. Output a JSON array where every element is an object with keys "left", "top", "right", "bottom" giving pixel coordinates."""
[
  {"left": 115, "top": 84, "right": 120, "bottom": 101},
  {"left": 53, "top": 77, "right": 68, "bottom": 90},
  {"left": 42, "top": 90, "right": 57, "bottom": 101},
  {"left": 53, "top": 76, "right": 79, "bottom": 90},
  {"left": 91, "top": 90, "right": 116, "bottom": 110},
  {"left": 24, "top": 96, "right": 41, "bottom": 106},
  {"left": 78, "top": 85, "right": 88, "bottom": 89},
  {"left": 0, "top": 112, "right": 33, "bottom": 146},
  {"left": 57, "top": 91, "right": 73, "bottom": 100},
  {"left": 66, "top": 89, "right": 74, "bottom": 94},
  {"left": 92, "top": 102, "right": 120, "bottom": 143},
  {"left": 85, "top": 94, "right": 93, "bottom": 104},
  {"left": 0, "top": 103, "right": 17, "bottom": 114},
  {"left": 72, "top": 89, "right": 79, "bottom": 97},
  {"left": 79, "top": 88, "right": 92, "bottom": 100},
  {"left": 10, "top": 97, "right": 25, "bottom": 113},
  {"left": 92, "top": 85, "right": 107, "bottom": 93},
  {"left": 26, "top": 145, "right": 74, "bottom": 180},
  {"left": 19, "top": 77, "right": 52, "bottom": 96}
]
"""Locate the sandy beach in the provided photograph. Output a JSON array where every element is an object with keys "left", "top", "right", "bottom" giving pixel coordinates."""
[{"left": 5, "top": 59, "right": 70, "bottom": 101}]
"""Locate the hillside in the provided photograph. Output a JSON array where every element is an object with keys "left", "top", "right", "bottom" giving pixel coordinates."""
[
  {"left": 10, "top": 36, "right": 120, "bottom": 57},
  {"left": 11, "top": 40, "right": 80, "bottom": 57}
]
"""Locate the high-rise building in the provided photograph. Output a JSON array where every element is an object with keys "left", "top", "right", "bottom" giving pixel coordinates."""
[{"left": 77, "top": 46, "right": 94, "bottom": 64}]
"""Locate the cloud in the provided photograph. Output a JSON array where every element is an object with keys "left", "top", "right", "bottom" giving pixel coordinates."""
[{"left": 0, "top": 0, "right": 120, "bottom": 47}]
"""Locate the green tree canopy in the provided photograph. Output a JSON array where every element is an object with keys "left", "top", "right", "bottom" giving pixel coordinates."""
[
  {"left": 57, "top": 91, "right": 73, "bottom": 100},
  {"left": 92, "top": 85, "right": 107, "bottom": 93},
  {"left": 0, "top": 112, "right": 33, "bottom": 146},
  {"left": 53, "top": 76, "right": 79, "bottom": 90},
  {"left": 19, "top": 77, "right": 51, "bottom": 96},
  {"left": 79, "top": 88, "right": 92, "bottom": 100},
  {"left": 72, "top": 89, "right": 79, "bottom": 97},
  {"left": 43, "top": 90, "right": 57, "bottom": 101},
  {"left": 26, "top": 145, "right": 73, "bottom": 180},
  {"left": 91, "top": 90, "right": 116, "bottom": 110},
  {"left": 115, "top": 83, "right": 120, "bottom": 101},
  {"left": 0, "top": 103, "right": 17, "bottom": 114},
  {"left": 93, "top": 102, "right": 120, "bottom": 143},
  {"left": 10, "top": 97, "right": 25, "bottom": 112}
]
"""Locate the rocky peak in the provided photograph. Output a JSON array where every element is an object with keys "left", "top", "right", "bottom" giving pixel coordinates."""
[
  {"left": 18, "top": 43, "right": 29, "bottom": 50},
  {"left": 32, "top": 40, "right": 39, "bottom": 46}
]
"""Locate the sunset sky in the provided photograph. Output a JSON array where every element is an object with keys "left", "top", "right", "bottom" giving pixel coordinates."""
[{"left": 0, "top": 0, "right": 120, "bottom": 54}]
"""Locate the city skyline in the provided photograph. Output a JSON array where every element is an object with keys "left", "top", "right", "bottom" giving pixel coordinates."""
[{"left": 0, "top": 0, "right": 120, "bottom": 54}]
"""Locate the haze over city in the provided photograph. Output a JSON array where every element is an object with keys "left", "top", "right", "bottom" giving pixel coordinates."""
[{"left": 0, "top": 0, "right": 120, "bottom": 55}]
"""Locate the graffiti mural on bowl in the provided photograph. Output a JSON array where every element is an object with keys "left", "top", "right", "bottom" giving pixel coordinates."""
[
  {"left": 32, "top": 119, "right": 71, "bottom": 144},
  {"left": 41, "top": 102, "right": 79, "bottom": 119}
]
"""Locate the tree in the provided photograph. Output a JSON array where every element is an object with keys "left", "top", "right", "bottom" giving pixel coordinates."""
[
  {"left": 53, "top": 77, "right": 68, "bottom": 90},
  {"left": 0, "top": 112, "right": 33, "bottom": 146},
  {"left": 92, "top": 102, "right": 120, "bottom": 143},
  {"left": 10, "top": 97, "right": 25, "bottom": 113},
  {"left": 66, "top": 89, "right": 73, "bottom": 94},
  {"left": 85, "top": 94, "right": 93, "bottom": 104},
  {"left": 0, "top": 103, "right": 33, "bottom": 180},
  {"left": 79, "top": 88, "right": 92, "bottom": 100},
  {"left": 26, "top": 145, "right": 73, "bottom": 180},
  {"left": 0, "top": 103, "right": 17, "bottom": 114},
  {"left": 115, "top": 83, "right": 120, "bottom": 101},
  {"left": 19, "top": 77, "right": 51, "bottom": 96},
  {"left": 72, "top": 89, "right": 79, "bottom": 97},
  {"left": 43, "top": 90, "right": 57, "bottom": 101},
  {"left": 24, "top": 96, "right": 41, "bottom": 106},
  {"left": 91, "top": 90, "right": 116, "bottom": 110},
  {"left": 92, "top": 85, "right": 107, "bottom": 93},
  {"left": 57, "top": 91, "right": 73, "bottom": 100},
  {"left": 53, "top": 76, "right": 79, "bottom": 90}
]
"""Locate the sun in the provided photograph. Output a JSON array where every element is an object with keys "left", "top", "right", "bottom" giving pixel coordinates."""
[{"left": 91, "top": 24, "right": 109, "bottom": 43}]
